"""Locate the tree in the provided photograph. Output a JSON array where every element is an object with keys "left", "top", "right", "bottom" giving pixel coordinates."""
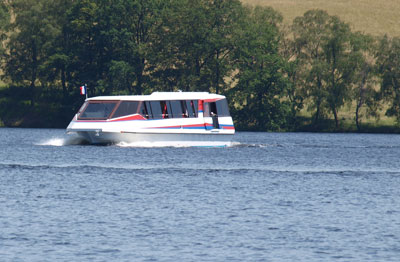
[
  {"left": 65, "top": 0, "right": 101, "bottom": 95},
  {"left": 377, "top": 36, "right": 400, "bottom": 122},
  {"left": 152, "top": 0, "right": 243, "bottom": 94},
  {"left": 230, "top": 6, "right": 290, "bottom": 130},
  {"left": 155, "top": 0, "right": 211, "bottom": 92},
  {"left": 104, "top": 0, "right": 166, "bottom": 95},
  {"left": 0, "top": 0, "right": 10, "bottom": 62},
  {"left": 4, "top": 0, "right": 59, "bottom": 105},
  {"left": 201, "top": 0, "right": 243, "bottom": 94},
  {"left": 323, "top": 16, "right": 357, "bottom": 128},
  {"left": 350, "top": 32, "right": 380, "bottom": 131},
  {"left": 279, "top": 24, "right": 305, "bottom": 128},
  {"left": 292, "top": 10, "right": 360, "bottom": 129},
  {"left": 65, "top": 0, "right": 167, "bottom": 96},
  {"left": 41, "top": 0, "right": 74, "bottom": 100},
  {"left": 292, "top": 10, "right": 332, "bottom": 125}
]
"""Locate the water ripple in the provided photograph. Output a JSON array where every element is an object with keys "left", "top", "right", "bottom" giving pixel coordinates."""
[{"left": 1, "top": 129, "right": 400, "bottom": 261}]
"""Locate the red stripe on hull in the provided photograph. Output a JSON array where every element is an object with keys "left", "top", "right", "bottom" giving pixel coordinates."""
[
  {"left": 110, "top": 114, "right": 146, "bottom": 121},
  {"left": 76, "top": 114, "right": 146, "bottom": 122},
  {"left": 154, "top": 124, "right": 206, "bottom": 129}
]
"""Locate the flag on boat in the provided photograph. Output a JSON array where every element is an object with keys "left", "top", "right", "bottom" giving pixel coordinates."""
[{"left": 80, "top": 85, "right": 87, "bottom": 95}]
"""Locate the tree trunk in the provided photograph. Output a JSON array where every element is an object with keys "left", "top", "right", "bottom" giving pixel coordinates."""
[
  {"left": 355, "top": 66, "right": 369, "bottom": 132},
  {"left": 215, "top": 50, "right": 220, "bottom": 94},
  {"left": 314, "top": 100, "right": 320, "bottom": 124},
  {"left": 332, "top": 106, "right": 339, "bottom": 129},
  {"left": 30, "top": 40, "right": 38, "bottom": 107},
  {"left": 61, "top": 67, "right": 67, "bottom": 102},
  {"left": 313, "top": 77, "right": 323, "bottom": 125},
  {"left": 355, "top": 102, "right": 361, "bottom": 132},
  {"left": 135, "top": 65, "right": 144, "bottom": 95}
]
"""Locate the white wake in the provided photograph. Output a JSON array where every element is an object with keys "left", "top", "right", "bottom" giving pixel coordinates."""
[
  {"left": 37, "top": 136, "right": 239, "bottom": 148},
  {"left": 115, "top": 141, "right": 236, "bottom": 148},
  {"left": 37, "top": 135, "right": 87, "bottom": 146}
]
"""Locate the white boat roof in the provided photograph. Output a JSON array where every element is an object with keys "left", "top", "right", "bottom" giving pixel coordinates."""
[{"left": 86, "top": 92, "right": 226, "bottom": 101}]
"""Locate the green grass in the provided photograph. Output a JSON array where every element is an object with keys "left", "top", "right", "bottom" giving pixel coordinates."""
[
  {"left": 243, "top": 0, "right": 400, "bottom": 37},
  {"left": 294, "top": 115, "right": 400, "bottom": 133},
  {"left": 293, "top": 100, "right": 399, "bottom": 133},
  {"left": 0, "top": 78, "right": 6, "bottom": 88}
]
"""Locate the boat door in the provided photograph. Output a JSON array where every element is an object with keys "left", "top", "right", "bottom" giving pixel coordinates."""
[{"left": 202, "top": 101, "right": 220, "bottom": 130}]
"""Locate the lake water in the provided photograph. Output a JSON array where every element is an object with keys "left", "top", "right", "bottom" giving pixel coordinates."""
[{"left": 0, "top": 128, "right": 399, "bottom": 261}]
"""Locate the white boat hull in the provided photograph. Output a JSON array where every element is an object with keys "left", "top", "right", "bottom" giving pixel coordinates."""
[{"left": 74, "top": 130, "right": 234, "bottom": 147}]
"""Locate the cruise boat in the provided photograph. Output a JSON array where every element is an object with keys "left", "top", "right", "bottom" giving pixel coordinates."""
[{"left": 66, "top": 92, "right": 235, "bottom": 146}]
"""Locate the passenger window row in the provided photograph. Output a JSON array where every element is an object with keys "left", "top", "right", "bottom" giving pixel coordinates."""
[
  {"left": 78, "top": 99, "right": 230, "bottom": 120},
  {"left": 142, "top": 100, "right": 198, "bottom": 119}
]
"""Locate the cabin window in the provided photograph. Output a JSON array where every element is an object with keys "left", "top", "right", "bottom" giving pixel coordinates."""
[
  {"left": 78, "top": 101, "right": 117, "bottom": 120},
  {"left": 216, "top": 99, "right": 230, "bottom": 116},
  {"left": 203, "top": 102, "right": 209, "bottom": 117},
  {"left": 150, "top": 101, "right": 163, "bottom": 119},
  {"left": 184, "top": 101, "right": 193, "bottom": 117},
  {"left": 203, "top": 99, "right": 230, "bottom": 117},
  {"left": 112, "top": 101, "right": 140, "bottom": 118},
  {"left": 143, "top": 101, "right": 154, "bottom": 119},
  {"left": 203, "top": 102, "right": 217, "bottom": 117},
  {"left": 78, "top": 102, "right": 88, "bottom": 114},
  {"left": 169, "top": 100, "right": 184, "bottom": 118},
  {"left": 160, "top": 101, "right": 169, "bottom": 118},
  {"left": 192, "top": 100, "right": 198, "bottom": 117},
  {"left": 181, "top": 101, "right": 188, "bottom": 117},
  {"left": 210, "top": 102, "right": 218, "bottom": 116},
  {"left": 139, "top": 102, "right": 149, "bottom": 119}
]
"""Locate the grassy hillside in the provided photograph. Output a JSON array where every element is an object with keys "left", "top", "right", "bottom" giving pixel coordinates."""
[
  {"left": 242, "top": 0, "right": 400, "bottom": 131},
  {"left": 243, "top": 0, "right": 400, "bottom": 37}
]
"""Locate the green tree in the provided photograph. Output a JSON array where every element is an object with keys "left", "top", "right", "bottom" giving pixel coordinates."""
[
  {"left": 103, "top": 0, "right": 166, "bottom": 95},
  {"left": 350, "top": 32, "right": 380, "bottom": 131},
  {"left": 292, "top": 10, "right": 332, "bottom": 125},
  {"left": 200, "top": 0, "right": 243, "bottom": 94},
  {"left": 4, "top": 0, "right": 59, "bottom": 105},
  {"left": 323, "top": 16, "right": 357, "bottom": 128},
  {"left": 153, "top": 0, "right": 243, "bottom": 94},
  {"left": 66, "top": 0, "right": 166, "bottom": 96},
  {"left": 154, "top": 0, "right": 210, "bottom": 92},
  {"left": 41, "top": 0, "right": 74, "bottom": 100},
  {"left": 292, "top": 10, "right": 360, "bottom": 129},
  {"left": 279, "top": 25, "right": 305, "bottom": 127},
  {"left": 377, "top": 36, "right": 400, "bottom": 122},
  {"left": 65, "top": 0, "right": 101, "bottom": 95},
  {"left": 0, "top": 0, "right": 10, "bottom": 62},
  {"left": 231, "top": 6, "right": 290, "bottom": 130}
]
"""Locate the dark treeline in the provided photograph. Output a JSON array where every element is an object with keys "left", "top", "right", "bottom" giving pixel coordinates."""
[{"left": 1, "top": 0, "right": 400, "bottom": 131}]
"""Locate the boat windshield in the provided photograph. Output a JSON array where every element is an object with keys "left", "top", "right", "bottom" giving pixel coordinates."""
[{"left": 78, "top": 101, "right": 118, "bottom": 120}]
